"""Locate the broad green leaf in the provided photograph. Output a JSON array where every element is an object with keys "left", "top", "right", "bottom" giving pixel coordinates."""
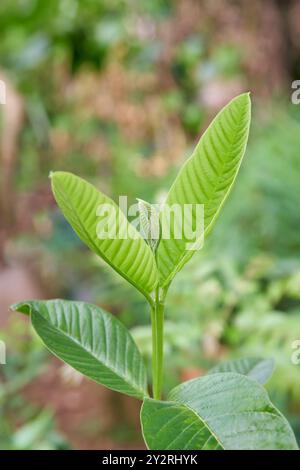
[
  {"left": 12, "top": 299, "right": 148, "bottom": 399},
  {"left": 142, "top": 373, "right": 298, "bottom": 450},
  {"left": 50, "top": 172, "right": 158, "bottom": 300},
  {"left": 157, "top": 93, "right": 251, "bottom": 286},
  {"left": 141, "top": 398, "right": 222, "bottom": 450},
  {"left": 207, "top": 357, "right": 274, "bottom": 385},
  {"left": 167, "top": 373, "right": 298, "bottom": 450}
]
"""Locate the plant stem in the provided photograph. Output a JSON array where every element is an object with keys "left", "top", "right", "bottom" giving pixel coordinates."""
[{"left": 151, "top": 287, "right": 165, "bottom": 400}]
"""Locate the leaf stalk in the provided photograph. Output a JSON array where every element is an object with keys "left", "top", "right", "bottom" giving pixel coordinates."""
[{"left": 151, "top": 286, "right": 165, "bottom": 400}]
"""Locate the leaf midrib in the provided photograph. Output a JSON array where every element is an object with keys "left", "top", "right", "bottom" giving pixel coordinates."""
[{"left": 182, "top": 403, "right": 225, "bottom": 450}]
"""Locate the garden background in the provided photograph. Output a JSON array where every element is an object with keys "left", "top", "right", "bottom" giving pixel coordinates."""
[{"left": 1, "top": 0, "right": 300, "bottom": 449}]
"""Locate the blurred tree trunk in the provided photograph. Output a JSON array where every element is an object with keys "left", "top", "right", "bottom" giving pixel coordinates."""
[
  {"left": 0, "top": 72, "right": 25, "bottom": 263},
  {"left": 275, "top": 0, "right": 300, "bottom": 79}
]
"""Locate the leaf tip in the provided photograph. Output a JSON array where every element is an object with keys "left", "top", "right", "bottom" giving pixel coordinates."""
[
  {"left": 49, "top": 170, "right": 68, "bottom": 182},
  {"left": 234, "top": 91, "right": 251, "bottom": 105},
  {"left": 245, "top": 90, "right": 251, "bottom": 102},
  {"left": 10, "top": 301, "right": 32, "bottom": 315}
]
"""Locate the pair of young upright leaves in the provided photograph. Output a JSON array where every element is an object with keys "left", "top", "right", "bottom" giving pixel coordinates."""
[
  {"left": 11, "top": 93, "right": 298, "bottom": 449},
  {"left": 50, "top": 93, "right": 251, "bottom": 299},
  {"left": 13, "top": 94, "right": 253, "bottom": 399}
]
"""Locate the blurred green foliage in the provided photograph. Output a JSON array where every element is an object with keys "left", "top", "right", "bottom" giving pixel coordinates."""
[
  {"left": 1, "top": 0, "right": 300, "bottom": 449},
  {"left": 0, "top": 319, "right": 70, "bottom": 449}
]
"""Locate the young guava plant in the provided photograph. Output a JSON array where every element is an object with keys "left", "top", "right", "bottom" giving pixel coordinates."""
[{"left": 11, "top": 94, "right": 298, "bottom": 450}]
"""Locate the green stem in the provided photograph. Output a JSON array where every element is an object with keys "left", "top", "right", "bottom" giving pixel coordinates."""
[{"left": 151, "top": 287, "right": 165, "bottom": 400}]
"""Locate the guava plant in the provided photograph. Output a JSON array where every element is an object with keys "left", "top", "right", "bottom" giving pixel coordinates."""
[{"left": 11, "top": 94, "right": 298, "bottom": 450}]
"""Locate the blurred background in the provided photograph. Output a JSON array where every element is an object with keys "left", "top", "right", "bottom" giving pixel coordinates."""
[{"left": 1, "top": 0, "right": 300, "bottom": 450}]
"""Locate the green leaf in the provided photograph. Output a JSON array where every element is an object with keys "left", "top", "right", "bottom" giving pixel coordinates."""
[
  {"left": 207, "top": 357, "right": 274, "bottom": 385},
  {"left": 50, "top": 172, "right": 158, "bottom": 300},
  {"left": 141, "top": 398, "right": 222, "bottom": 450},
  {"left": 141, "top": 372, "right": 299, "bottom": 450},
  {"left": 168, "top": 373, "right": 298, "bottom": 450},
  {"left": 156, "top": 93, "right": 251, "bottom": 287},
  {"left": 12, "top": 299, "right": 149, "bottom": 399}
]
